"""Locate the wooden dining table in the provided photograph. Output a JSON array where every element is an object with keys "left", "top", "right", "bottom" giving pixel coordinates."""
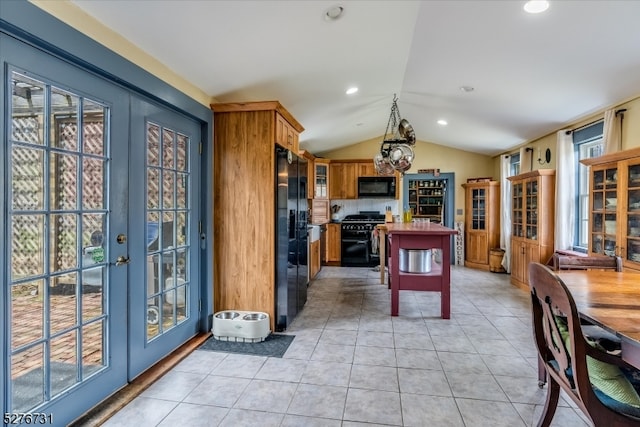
[{"left": 556, "top": 270, "right": 640, "bottom": 369}]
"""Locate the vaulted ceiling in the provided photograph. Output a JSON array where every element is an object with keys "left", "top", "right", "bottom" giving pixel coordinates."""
[{"left": 70, "top": 0, "right": 640, "bottom": 156}]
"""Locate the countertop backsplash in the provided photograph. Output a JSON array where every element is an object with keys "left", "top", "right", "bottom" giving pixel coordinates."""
[{"left": 332, "top": 199, "right": 399, "bottom": 219}]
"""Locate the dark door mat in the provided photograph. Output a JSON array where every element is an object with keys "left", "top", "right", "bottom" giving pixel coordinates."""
[{"left": 198, "top": 334, "right": 295, "bottom": 358}]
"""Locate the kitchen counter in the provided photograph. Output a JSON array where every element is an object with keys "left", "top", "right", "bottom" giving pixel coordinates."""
[{"left": 377, "top": 222, "right": 458, "bottom": 318}]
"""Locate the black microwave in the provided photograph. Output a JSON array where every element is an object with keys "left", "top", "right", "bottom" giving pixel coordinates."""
[{"left": 357, "top": 176, "right": 396, "bottom": 198}]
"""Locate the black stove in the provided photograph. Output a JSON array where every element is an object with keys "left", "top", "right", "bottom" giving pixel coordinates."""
[{"left": 341, "top": 212, "right": 385, "bottom": 267}]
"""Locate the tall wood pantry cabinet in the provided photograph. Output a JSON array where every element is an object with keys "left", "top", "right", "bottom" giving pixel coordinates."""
[
  {"left": 461, "top": 181, "right": 500, "bottom": 271},
  {"left": 507, "top": 169, "right": 555, "bottom": 290},
  {"left": 211, "top": 101, "right": 304, "bottom": 332},
  {"left": 581, "top": 146, "right": 640, "bottom": 271}
]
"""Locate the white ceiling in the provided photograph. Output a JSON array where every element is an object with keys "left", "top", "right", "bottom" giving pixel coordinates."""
[{"left": 70, "top": 0, "right": 640, "bottom": 156}]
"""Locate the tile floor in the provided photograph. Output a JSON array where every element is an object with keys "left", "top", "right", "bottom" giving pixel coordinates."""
[{"left": 102, "top": 266, "right": 592, "bottom": 426}]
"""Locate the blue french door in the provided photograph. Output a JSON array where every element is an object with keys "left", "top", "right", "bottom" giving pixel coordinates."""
[
  {"left": 1, "top": 35, "right": 202, "bottom": 423},
  {"left": 1, "top": 35, "right": 129, "bottom": 424},
  {"left": 128, "top": 97, "right": 201, "bottom": 378}
]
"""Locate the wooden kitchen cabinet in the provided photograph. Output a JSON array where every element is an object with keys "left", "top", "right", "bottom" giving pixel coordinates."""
[
  {"left": 461, "top": 181, "right": 500, "bottom": 270},
  {"left": 314, "top": 160, "right": 329, "bottom": 199},
  {"left": 276, "top": 112, "right": 299, "bottom": 153},
  {"left": 311, "top": 199, "right": 330, "bottom": 224},
  {"left": 211, "top": 101, "right": 304, "bottom": 331},
  {"left": 310, "top": 239, "right": 321, "bottom": 279},
  {"left": 507, "top": 169, "right": 555, "bottom": 290},
  {"left": 358, "top": 161, "right": 377, "bottom": 177},
  {"left": 326, "top": 223, "right": 341, "bottom": 264},
  {"left": 328, "top": 159, "right": 400, "bottom": 200},
  {"left": 329, "top": 162, "right": 357, "bottom": 199},
  {"left": 581, "top": 146, "right": 640, "bottom": 270}
]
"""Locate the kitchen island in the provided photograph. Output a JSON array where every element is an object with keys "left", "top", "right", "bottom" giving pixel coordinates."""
[{"left": 378, "top": 222, "right": 458, "bottom": 319}]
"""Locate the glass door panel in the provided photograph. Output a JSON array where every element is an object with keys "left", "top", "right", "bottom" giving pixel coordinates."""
[
  {"left": 8, "top": 70, "right": 115, "bottom": 412},
  {"left": 146, "top": 123, "right": 190, "bottom": 340},
  {"left": 471, "top": 188, "right": 486, "bottom": 230},
  {"left": 128, "top": 97, "right": 200, "bottom": 378}
]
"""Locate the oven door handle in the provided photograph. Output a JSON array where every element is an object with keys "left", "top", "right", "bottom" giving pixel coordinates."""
[{"left": 342, "top": 239, "right": 369, "bottom": 245}]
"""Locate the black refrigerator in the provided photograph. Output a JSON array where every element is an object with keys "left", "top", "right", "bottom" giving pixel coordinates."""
[{"left": 275, "top": 147, "right": 308, "bottom": 331}]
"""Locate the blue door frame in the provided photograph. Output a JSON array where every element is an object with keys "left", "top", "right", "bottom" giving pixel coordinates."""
[{"left": 402, "top": 172, "right": 456, "bottom": 260}]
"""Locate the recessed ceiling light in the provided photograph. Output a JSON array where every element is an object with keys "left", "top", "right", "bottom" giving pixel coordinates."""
[
  {"left": 346, "top": 87, "right": 358, "bottom": 95},
  {"left": 459, "top": 85, "right": 474, "bottom": 93},
  {"left": 324, "top": 5, "right": 344, "bottom": 21},
  {"left": 437, "top": 119, "right": 448, "bottom": 126},
  {"left": 524, "top": 1, "right": 549, "bottom": 14}
]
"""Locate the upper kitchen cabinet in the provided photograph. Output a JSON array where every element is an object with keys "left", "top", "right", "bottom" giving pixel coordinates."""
[
  {"left": 276, "top": 112, "right": 300, "bottom": 152},
  {"left": 582, "top": 146, "right": 640, "bottom": 271},
  {"left": 358, "top": 161, "right": 377, "bottom": 177},
  {"left": 329, "top": 162, "right": 357, "bottom": 199},
  {"left": 507, "top": 169, "right": 555, "bottom": 290},
  {"left": 328, "top": 159, "right": 399, "bottom": 200},
  {"left": 461, "top": 181, "right": 500, "bottom": 271},
  {"left": 314, "top": 160, "right": 330, "bottom": 199}
]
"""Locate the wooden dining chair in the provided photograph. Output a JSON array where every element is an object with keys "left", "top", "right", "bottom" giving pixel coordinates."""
[{"left": 528, "top": 262, "right": 640, "bottom": 426}]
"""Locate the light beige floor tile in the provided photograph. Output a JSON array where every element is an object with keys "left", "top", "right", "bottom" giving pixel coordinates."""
[
  {"left": 356, "top": 330, "right": 394, "bottom": 347},
  {"left": 301, "top": 360, "right": 352, "bottom": 387},
  {"left": 311, "top": 342, "right": 355, "bottom": 363},
  {"left": 344, "top": 388, "right": 402, "bottom": 426},
  {"left": 397, "top": 367, "right": 452, "bottom": 396},
  {"left": 287, "top": 383, "right": 347, "bottom": 419},
  {"left": 102, "top": 397, "right": 177, "bottom": 426},
  {"left": 157, "top": 402, "right": 229, "bottom": 427},
  {"left": 183, "top": 375, "right": 250, "bottom": 407},
  {"left": 438, "top": 351, "right": 491, "bottom": 374},
  {"left": 395, "top": 348, "right": 442, "bottom": 370},
  {"left": 455, "top": 398, "right": 528, "bottom": 427},
  {"left": 349, "top": 364, "right": 398, "bottom": 392},
  {"left": 173, "top": 350, "right": 228, "bottom": 374},
  {"left": 353, "top": 345, "right": 397, "bottom": 366},
  {"left": 233, "top": 379, "right": 297, "bottom": 413},
  {"left": 254, "top": 357, "right": 308, "bottom": 382},
  {"left": 139, "top": 371, "right": 206, "bottom": 401},
  {"left": 218, "top": 408, "right": 284, "bottom": 427},
  {"left": 401, "top": 393, "right": 464, "bottom": 427},
  {"left": 210, "top": 353, "right": 266, "bottom": 378},
  {"left": 281, "top": 414, "right": 342, "bottom": 427}
]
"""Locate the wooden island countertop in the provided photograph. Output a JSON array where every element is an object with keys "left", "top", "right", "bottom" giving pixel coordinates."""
[{"left": 377, "top": 222, "right": 457, "bottom": 318}]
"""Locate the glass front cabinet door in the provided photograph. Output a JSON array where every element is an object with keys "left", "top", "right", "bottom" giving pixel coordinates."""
[
  {"left": 462, "top": 181, "right": 500, "bottom": 271},
  {"left": 314, "top": 161, "right": 329, "bottom": 199},
  {"left": 583, "top": 147, "right": 640, "bottom": 270},
  {"left": 589, "top": 163, "right": 618, "bottom": 256}
]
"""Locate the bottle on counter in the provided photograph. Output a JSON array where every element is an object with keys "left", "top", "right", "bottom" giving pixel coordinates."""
[
  {"left": 385, "top": 206, "right": 393, "bottom": 223},
  {"left": 403, "top": 206, "right": 412, "bottom": 223}
]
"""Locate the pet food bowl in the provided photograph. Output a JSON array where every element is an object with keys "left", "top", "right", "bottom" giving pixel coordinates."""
[{"left": 212, "top": 310, "right": 270, "bottom": 342}]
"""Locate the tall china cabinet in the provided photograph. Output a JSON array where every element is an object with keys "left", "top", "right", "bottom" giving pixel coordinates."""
[
  {"left": 581, "top": 147, "right": 640, "bottom": 270},
  {"left": 507, "top": 169, "right": 555, "bottom": 290},
  {"left": 461, "top": 181, "right": 500, "bottom": 271}
]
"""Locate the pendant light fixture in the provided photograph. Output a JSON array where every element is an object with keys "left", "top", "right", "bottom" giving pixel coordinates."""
[{"left": 373, "top": 95, "right": 415, "bottom": 175}]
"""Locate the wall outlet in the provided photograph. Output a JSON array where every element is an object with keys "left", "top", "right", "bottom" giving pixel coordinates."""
[{"left": 457, "top": 209, "right": 463, "bottom": 215}]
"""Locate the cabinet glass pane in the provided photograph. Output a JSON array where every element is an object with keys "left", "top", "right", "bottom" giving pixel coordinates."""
[
  {"left": 511, "top": 183, "right": 523, "bottom": 237},
  {"left": 525, "top": 179, "right": 538, "bottom": 240},
  {"left": 604, "top": 237, "right": 616, "bottom": 256},
  {"left": 314, "top": 164, "right": 328, "bottom": 198},
  {"left": 629, "top": 164, "right": 640, "bottom": 188},
  {"left": 590, "top": 166, "right": 617, "bottom": 255},
  {"left": 629, "top": 189, "right": 640, "bottom": 212}
]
